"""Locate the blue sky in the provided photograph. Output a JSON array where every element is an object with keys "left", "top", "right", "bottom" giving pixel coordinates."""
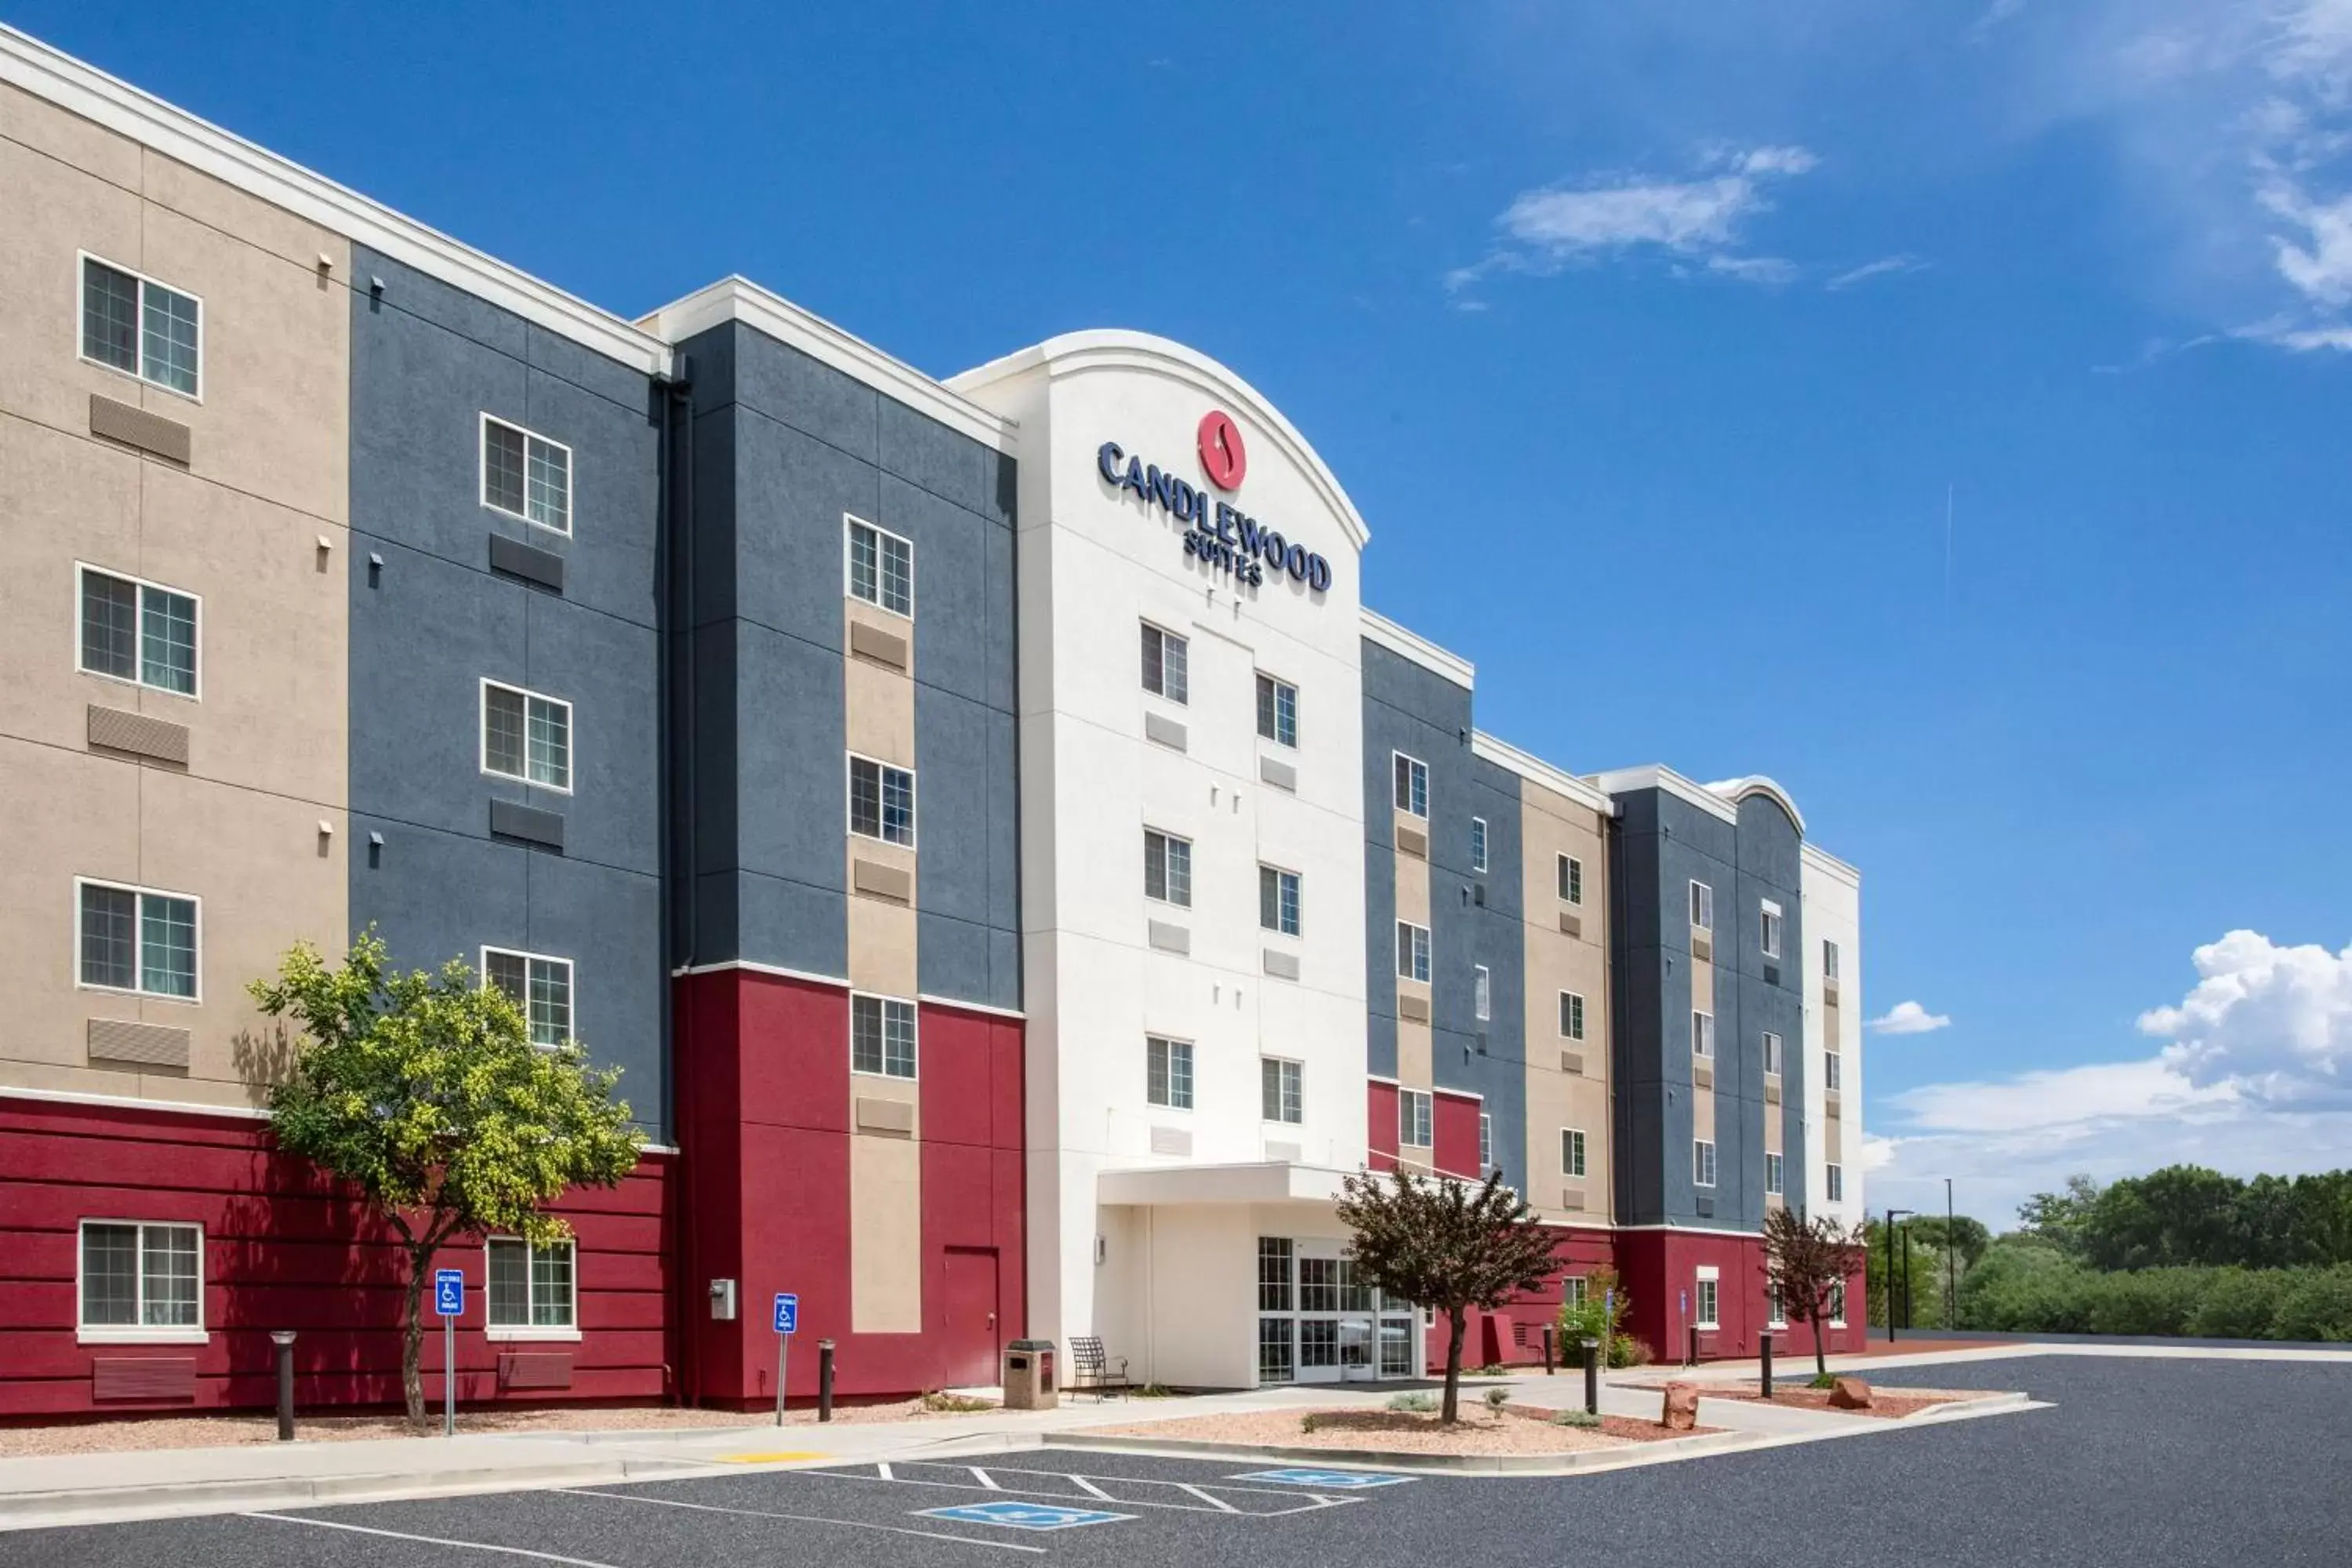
[{"left": 17, "top": 0, "right": 2352, "bottom": 1225}]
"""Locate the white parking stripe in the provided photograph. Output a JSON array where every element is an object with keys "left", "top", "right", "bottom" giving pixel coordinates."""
[
  {"left": 555, "top": 1487, "right": 1045, "bottom": 1555},
  {"left": 1069, "top": 1475, "right": 1114, "bottom": 1501},
  {"left": 247, "top": 1513, "right": 625, "bottom": 1566},
  {"left": 971, "top": 1466, "right": 1003, "bottom": 1490},
  {"left": 1178, "top": 1484, "right": 1242, "bottom": 1513}
]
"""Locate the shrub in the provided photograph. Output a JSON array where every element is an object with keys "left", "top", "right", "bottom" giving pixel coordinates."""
[
  {"left": 2084, "top": 1267, "right": 2209, "bottom": 1336},
  {"left": 1484, "top": 1386, "right": 1511, "bottom": 1410},
  {"left": 1613, "top": 1336, "right": 1653, "bottom": 1369},
  {"left": 1465, "top": 1363, "right": 1511, "bottom": 1377},
  {"left": 2269, "top": 1267, "right": 2352, "bottom": 1341},
  {"left": 1809, "top": 1373, "right": 1838, "bottom": 1391},
  {"left": 2184, "top": 1269, "right": 2290, "bottom": 1340},
  {"left": 1133, "top": 1382, "right": 1181, "bottom": 1399},
  {"left": 1301, "top": 1413, "right": 1325, "bottom": 1434},
  {"left": 921, "top": 1391, "right": 994, "bottom": 1414},
  {"left": 1387, "top": 1392, "right": 1440, "bottom": 1414},
  {"left": 1552, "top": 1408, "right": 1603, "bottom": 1428}
]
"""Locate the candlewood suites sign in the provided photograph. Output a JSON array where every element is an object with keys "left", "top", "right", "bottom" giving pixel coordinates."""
[{"left": 1096, "top": 410, "right": 1334, "bottom": 594}]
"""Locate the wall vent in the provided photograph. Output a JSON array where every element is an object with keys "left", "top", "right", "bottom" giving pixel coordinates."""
[
  {"left": 87, "top": 1018, "right": 191, "bottom": 1070},
  {"left": 87, "top": 706, "right": 189, "bottom": 766},
  {"left": 488, "top": 532, "right": 565, "bottom": 592},
  {"left": 488, "top": 799, "right": 564, "bottom": 850},
  {"left": 89, "top": 394, "right": 191, "bottom": 465},
  {"left": 1143, "top": 712, "right": 1188, "bottom": 751}
]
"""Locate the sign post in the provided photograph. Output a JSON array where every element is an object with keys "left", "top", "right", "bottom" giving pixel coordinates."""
[
  {"left": 434, "top": 1269, "right": 465, "bottom": 1436},
  {"left": 771, "top": 1293, "right": 799, "bottom": 1426}
]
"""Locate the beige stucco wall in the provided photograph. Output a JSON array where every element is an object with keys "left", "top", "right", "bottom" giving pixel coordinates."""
[
  {"left": 1519, "top": 780, "right": 1613, "bottom": 1222},
  {"left": 0, "top": 83, "right": 349, "bottom": 1106}
]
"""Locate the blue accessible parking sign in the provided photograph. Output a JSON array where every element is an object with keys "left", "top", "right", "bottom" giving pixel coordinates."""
[
  {"left": 1232, "top": 1468, "right": 1413, "bottom": 1489},
  {"left": 920, "top": 1501, "right": 1132, "bottom": 1531},
  {"left": 433, "top": 1269, "right": 464, "bottom": 1318},
  {"left": 772, "top": 1293, "right": 798, "bottom": 1335}
]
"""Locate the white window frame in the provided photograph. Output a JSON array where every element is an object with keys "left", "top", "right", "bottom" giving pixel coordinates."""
[
  {"left": 1760, "top": 898, "right": 1783, "bottom": 961},
  {"left": 1145, "top": 828, "right": 1193, "bottom": 909},
  {"left": 1768, "top": 1278, "right": 1787, "bottom": 1329},
  {"left": 1562, "top": 1127, "right": 1587, "bottom": 1178},
  {"left": 1255, "top": 671, "right": 1298, "bottom": 748},
  {"left": 849, "top": 991, "right": 920, "bottom": 1080},
  {"left": 1479, "top": 1111, "right": 1494, "bottom": 1173},
  {"left": 1762, "top": 1029, "right": 1784, "bottom": 1076},
  {"left": 478, "top": 412, "right": 574, "bottom": 535},
  {"left": 75, "top": 1218, "right": 206, "bottom": 1344},
  {"left": 1258, "top": 862, "right": 1301, "bottom": 937},
  {"left": 480, "top": 678, "right": 574, "bottom": 793},
  {"left": 1827, "top": 1163, "right": 1846, "bottom": 1203},
  {"left": 1766, "top": 1151, "right": 1784, "bottom": 1196},
  {"left": 843, "top": 513, "right": 915, "bottom": 619},
  {"left": 1473, "top": 964, "right": 1491, "bottom": 1023},
  {"left": 1690, "top": 879, "right": 1714, "bottom": 931},
  {"left": 1825, "top": 1049, "right": 1844, "bottom": 1091},
  {"left": 480, "top": 946, "right": 576, "bottom": 1048},
  {"left": 1147, "top": 1034, "right": 1194, "bottom": 1112},
  {"left": 847, "top": 752, "right": 918, "bottom": 848},
  {"left": 1141, "top": 619, "right": 1189, "bottom": 704},
  {"left": 1694, "top": 1138, "right": 1718, "bottom": 1189},
  {"left": 74, "top": 562, "right": 202, "bottom": 701},
  {"left": 1695, "top": 1265, "right": 1720, "bottom": 1330},
  {"left": 1559, "top": 990, "right": 1586, "bottom": 1041},
  {"left": 1469, "top": 816, "right": 1488, "bottom": 874},
  {"left": 1261, "top": 1056, "right": 1304, "bottom": 1125},
  {"left": 1392, "top": 751, "right": 1429, "bottom": 818},
  {"left": 1824, "top": 939, "right": 1842, "bottom": 982},
  {"left": 74, "top": 877, "right": 202, "bottom": 1004},
  {"left": 1559, "top": 854, "right": 1582, "bottom": 906},
  {"left": 1692, "top": 1009, "right": 1715, "bottom": 1059},
  {"left": 1828, "top": 1278, "right": 1848, "bottom": 1327},
  {"left": 1396, "top": 920, "right": 1431, "bottom": 984},
  {"left": 484, "top": 1234, "right": 582, "bottom": 1341},
  {"left": 1399, "top": 1088, "right": 1433, "bottom": 1149},
  {"left": 78, "top": 251, "right": 204, "bottom": 401}
]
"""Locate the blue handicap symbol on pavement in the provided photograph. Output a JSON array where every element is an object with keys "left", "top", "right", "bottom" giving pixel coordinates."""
[
  {"left": 920, "top": 1501, "right": 1133, "bottom": 1531},
  {"left": 1232, "top": 1468, "right": 1412, "bottom": 1489}
]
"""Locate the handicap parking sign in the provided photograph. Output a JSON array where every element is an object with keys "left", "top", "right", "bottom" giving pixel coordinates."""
[
  {"left": 920, "top": 1501, "right": 1132, "bottom": 1531},
  {"left": 433, "top": 1269, "right": 464, "bottom": 1318},
  {"left": 1232, "top": 1468, "right": 1413, "bottom": 1489},
  {"left": 772, "top": 1293, "right": 798, "bottom": 1335}
]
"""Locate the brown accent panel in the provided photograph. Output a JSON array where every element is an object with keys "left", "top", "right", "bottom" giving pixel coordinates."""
[
  {"left": 1826, "top": 1091, "right": 1842, "bottom": 1120},
  {"left": 1559, "top": 1051, "right": 1584, "bottom": 1076},
  {"left": 1558, "top": 911, "right": 1581, "bottom": 939},
  {"left": 1398, "top": 992, "right": 1431, "bottom": 1024},
  {"left": 86, "top": 1018, "right": 191, "bottom": 1069},
  {"left": 88, "top": 394, "right": 191, "bottom": 465},
  {"left": 1395, "top": 823, "right": 1428, "bottom": 858},
  {"left": 1693, "top": 1060, "right": 1715, "bottom": 1091},
  {"left": 1691, "top": 931, "right": 1713, "bottom": 962},
  {"left": 855, "top": 1096, "right": 915, "bottom": 1134},
  {"left": 91, "top": 1357, "right": 197, "bottom": 1403},
  {"left": 1824, "top": 981, "right": 1842, "bottom": 1007},
  {"left": 1560, "top": 1187, "right": 1587, "bottom": 1211},
  {"left": 852, "top": 857, "right": 912, "bottom": 903},
  {"left": 498, "top": 1352, "right": 573, "bottom": 1390},
  {"left": 86, "top": 705, "right": 190, "bottom": 766},
  {"left": 1765, "top": 1080, "right": 1783, "bottom": 1105},
  {"left": 848, "top": 619, "right": 909, "bottom": 671}
]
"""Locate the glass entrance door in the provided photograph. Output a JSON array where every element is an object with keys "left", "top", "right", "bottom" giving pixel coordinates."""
[{"left": 1257, "top": 1235, "right": 1422, "bottom": 1386}]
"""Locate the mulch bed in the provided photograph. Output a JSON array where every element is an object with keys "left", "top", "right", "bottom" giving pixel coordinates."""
[{"left": 1632, "top": 1382, "right": 1997, "bottom": 1419}]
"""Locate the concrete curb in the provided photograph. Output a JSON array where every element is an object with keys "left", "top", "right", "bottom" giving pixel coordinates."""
[
  {"left": 1039, "top": 1426, "right": 1762, "bottom": 1475},
  {"left": 0, "top": 1453, "right": 726, "bottom": 1534}
]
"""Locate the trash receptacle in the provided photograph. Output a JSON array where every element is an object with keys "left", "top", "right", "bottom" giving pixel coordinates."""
[{"left": 1003, "top": 1339, "right": 1058, "bottom": 1410}]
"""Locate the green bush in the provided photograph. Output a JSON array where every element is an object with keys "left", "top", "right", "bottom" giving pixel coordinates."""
[
  {"left": 1808, "top": 1372, "right": 1838, "bottom": 1391},
  {"left": 2183, "top": 1269, "right": 2289, "bottom": 1340},
  {"left": 1958, "top": 1254, "right": 2352, "bottom": 1342},
  {"left": 1300, "top": 1413, "right": 1325, "bottom": 1434},
  {"left": 1387, "top": 1392, "right": 1439, "bottom": 1413},
  {"left": 1613, "top": 1336, "right": 1653, "bottom": 1369},
  {"left": 1483, "top": 1386, "right": 1511, "bottom": 1410},
  {"left": 2083, "top": 1267, "right": 2209, "bottom": 1336},
  {"left": 2270, "top": 1268, "right": 2352, "bottom": 1341},
  {"left": 1552, "top": 1408, "right": 1603, "bottom": 1428}
]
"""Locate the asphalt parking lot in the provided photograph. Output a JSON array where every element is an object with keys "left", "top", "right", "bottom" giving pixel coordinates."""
[{"left": 6, "top": 1356, "right": 2347, "bottom": 1567}]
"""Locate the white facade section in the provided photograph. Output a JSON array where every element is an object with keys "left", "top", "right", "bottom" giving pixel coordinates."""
[
  {"left": 1801, "top": 843, "right": 1864, "bottom": 1229},
  {"left": 953, "top": 334, "right": 1373, "bottom": 1388}
]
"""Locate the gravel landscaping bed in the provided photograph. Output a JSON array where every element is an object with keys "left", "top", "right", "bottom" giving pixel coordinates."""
[
  {"left": 0, "top": 1396, "right": 993, "bottom": 1457},
  {"left": 1630, "top": 1383, "right": 2002, "bottom": 1418},
  {"left": 1091, "top": 1403, "right": 1704, "bottom": 1455}
]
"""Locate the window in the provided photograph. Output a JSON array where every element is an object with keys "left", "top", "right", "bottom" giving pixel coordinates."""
[
  {"left": 1825, "top": 1050, "right": 1844, "bottom": 1091},
  {"left": 1258, "top": 1236, "right": 1294, "bottom": 1311},
  {"left": 1396, "top": 921, "right": 1431, "bottom": 983},
  {"left": 487, "top": 1236, "right": 575, "bottom": 1330},
  {"left": 1299, "top": 1257, "right": 1340, "bottom": 1314},
  {"left": 1147, "top": 1035, "right": 1193, "bottom": 1110},
  {"left": 483, "top": 949, "right": 573, "bottom": 1047},
  {"left": 1766, "top": 1152, "right": 1784, "bottom": 1196},
  {"left": 78, "top": 1221, "right": 200, "bottom": 1335},
  {"left": 1769, "top": 1279, "right": 1787, "bottom": 1327},
  {"left": 1141, "top": 622, "right": 1188, "bottom": 702},
  {"left": 1564, "top": 1276, "right": 1588, "bottom": 1308},
  {"left": 1828, "top": 1279, "right": 1848, "bottom": 1323},
  {"left": 1762, "top": 1030, "right": 1784, "bottom": 1076},
  {"left": 1399, "top": 1089, "right": 1432, "bottom": 1149},
  {"left": 1559, "top": 854, "right": 1583, "bottom": 906},
  {"left": 849, "top": 755, "right": 916, "bottom": 847},
  {"left": 77, "top": 566, "right": 198, "bottom": 697},
  {"left": 1261, "top": 1057, "right": 1304, "bottom": 1124},
  {"left": 81, "top": 255, "right": 200, "bottom": 397},
  {"left": 851, "top": 993, "right": 918, "bottom": 1079},
  {"left": 480, "top": 415, "right": 572, "bottom": 534},
  {"left": 1694, "top": 1138, "right": 1718, "bottom": 1188},
  {"left": 1473, "top": 965, "right": 1491, "bottom": 1023},
  {"left": 1255, "top": 673, "right": 1298, "bottom": 747},
  {"left": 1824, "top": 939, "right": 1841, "bottom": 982},
  {"left": 1562, "top": 1127, "right": 1587, "bottom": 1178},
  {"left": 1479, "top": 1112, "right": 1494, "bottom": 1173},
  {"left": 1470, "top": 817, "right": 1488, "bottom": 874},
  {"left": 78, "top": 880, "right": 198, "bottom": 1000},
  {"left": 1760, "top": 899, "right": 1783, "bottom": 960},
  {"left": 1695, "top": 1269, "right": 1719, "bottom": 1330},
  {"left": 1827, "top": 1163, "right": 1846, "bottom": 1203},
  {"left": 1392, "top": 753, "right": 1428, "bottom": 817},
  {"left": 1692, "top": 1010, "right": 1715, "bottom": 1059},
  {"left": 1689, "top": 880, "right": 1714, "bottom": 931},
  {"left": 1258, "top": 864, "right": 1301, "bottom": 936},
  {"left": 1559, "top": 991, "right": 1586, "bottom": 1041},
  {"left": 1145, "top": 829, "right": 1192, "bottom": 907},
  {"left": 482, "top": 681, "right": 572, "bottom": 791},
  {"left": 844, "top": 515, "right": 914, "bottom": 617}
]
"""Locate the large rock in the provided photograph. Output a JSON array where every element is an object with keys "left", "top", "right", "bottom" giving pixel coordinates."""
[
  {"left": 1828, "top": 1376, "right": 1875, "bottom": 1410},
  {"left": 1661, "top": 1382, "right": 1701, "bottom": 1431}
]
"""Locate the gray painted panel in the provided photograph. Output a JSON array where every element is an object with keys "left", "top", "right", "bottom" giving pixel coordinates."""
[
  {"left": 352, "top": 811, "right": 531, "bottom": 979},
  {"left": 878, "top": 394, "right": 989, "bottom": 518},
  {"left": 731, "top": 414, "right": 872, "bottom": 652},
  {"left": 732, "top": 867, "right": 848, "bottom": 980},
  {"left": 518, "top": 852, "right": 666, "bottom": 1136},
  {"left": 356, "top": 250, "right": 528, "bottom": 364},
  {"left": 887, "top": 474, "right": 997, "bottom": 712},
  {"left": 730, "top": 622, "right": 844, "bottom": 891},
  {"left": 913, "top": 683, "right": 992, "bottom": 929},
  {"left": 1363, "top": 837, "right": 1398, "bottom": 1081},
  {"left": 525, "top": 593, "right": 659, "bottom": 874},
  {"left": 732, "top": 330, "right": 878, "bottom": 463},
  {"left": 918, "top": 910, "right": 990, "bottom": 1002}
]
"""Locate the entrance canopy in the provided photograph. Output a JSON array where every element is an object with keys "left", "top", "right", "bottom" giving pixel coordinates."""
[{"left": 1097, "top": 1160, "right": 1355, "bottom": 1208}]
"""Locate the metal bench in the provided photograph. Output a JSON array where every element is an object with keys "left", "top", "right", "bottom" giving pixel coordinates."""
[{"left": 1068, "top": 1336, "right": 1131, "bottom": 1399}]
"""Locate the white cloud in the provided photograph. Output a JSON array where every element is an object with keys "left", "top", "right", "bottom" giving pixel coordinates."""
[
  {"left": 1867, "top": 1000, "right": 1952, "bottom": 1035},
  {"left": 2136, "top": 929, "right": 2352, "bottom": 1102},
  {"left": 1825, "top": 253, "right": 1929, "bottom": 290},
  {"left": 1891, "top": 1055, "right": 2231, "bottom": 1132},
  {"left": 1450, "top": 144, "right": 1817, "bottom": 295}
]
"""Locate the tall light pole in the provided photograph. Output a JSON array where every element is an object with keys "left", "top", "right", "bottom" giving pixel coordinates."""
[
  {"left": 1946, "top": 1178, "right": 1958, "bottom": 1333},
  {"left": 1884, "top": 1207, "right": 1913, "bottom": 1344}
]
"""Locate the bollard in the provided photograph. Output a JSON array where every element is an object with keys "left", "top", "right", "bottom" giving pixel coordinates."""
[
  {"left": 1542, "top": 1324, "right": 1554, "bottom": 1376},
  {"left": 270, "top": 1331, "right": 297, "bottom": 1442},
  {"left": 1759, "top": 1331, "right": 1774, "bottom": 1399},
  {"left": 1686, "top": 1324, "right": 1700, "bottom": 1368},
  {"left": 818, "top": 1339, "right": 835, "bottom": 1423},
  {"left": 1581, "top": 1337, "right": 1600, "bottom": 1415}
]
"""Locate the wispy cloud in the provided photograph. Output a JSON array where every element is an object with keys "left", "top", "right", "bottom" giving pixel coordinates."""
[
  {"left": 1825, "top": 253, "right": 1929, "bottom": 291},
  {"left": 1448, "top": 145, "right": 1818, "bottom": 297},
  {"left": 1868, "top": 1000, "right": 1953, "bottom": 1035}
]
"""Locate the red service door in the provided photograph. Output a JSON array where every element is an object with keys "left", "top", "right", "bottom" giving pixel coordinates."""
[{"left": 941, "top": 1248, "right": 1000, "bottom": 1388}]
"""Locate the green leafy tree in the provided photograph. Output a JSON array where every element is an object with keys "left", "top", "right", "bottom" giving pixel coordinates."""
[
  {"left": 1336, "top": 1167, "right": 1559, "bottom": 1423},
  {"left": 2081, "top": 1165, "right": 2245, "bottom": 1271},
  {"left": 1557, "top": 1264, "right": 1635, "bottom": 1367},
  {"left": 2017, "top": 1174, "right": 2103, "bottom": 1256},
  {"left": 251, "top": 933, "right": 642, "bottom": 1425},
  {"left": 1867, "top": 1218, "right": 1947, "bottom": 1330},
  {"left": 1762, "top": 1206, "right": 1868, "bottom": 1380}
]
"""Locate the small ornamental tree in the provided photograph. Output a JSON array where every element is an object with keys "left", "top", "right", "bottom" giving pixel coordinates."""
[
  {"left": 1336, "top": 1167, "right": 1560, "bottom": 1423},
  {"left": 251, "top": 933, "right": 642, "bottom": 1425},
  {"left": 1762, "top": 1205, "right": 1870, "bottom": 1381}
]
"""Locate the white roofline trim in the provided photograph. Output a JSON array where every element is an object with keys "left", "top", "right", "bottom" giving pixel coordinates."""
[
  {"left": 1802, "top": 841, "right": 1862, "bottom": 887},
  {"left": 1362, "top": 608, "right": 1475, "bottom": 688},
  {"left": 916, "top": 992, "right": 1028, "bottom": 1022},
  {"left": 1472, "top": 731, "right": 1618, "bottom": 815},
  {"left": 949, "top": 331, "right": 1368, "bottom": 550},
  {"left": 671, "top": 958, "right": 848, "bottom": 989},
  {"left": 1590, "top": 764, "right": 1742, "bottom": 826},
  {"left": 1704, "top": 775, "right": 1808, "bottom": 835},
  {"left": 0, "top": 1084, "right": 267, "bottom": 1120},
  {"left": 0, "top": 25, "right": 671, "bottom": 376},
  {"left": 641, "top": 278, "right": 1016, "bottom": 454}
]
